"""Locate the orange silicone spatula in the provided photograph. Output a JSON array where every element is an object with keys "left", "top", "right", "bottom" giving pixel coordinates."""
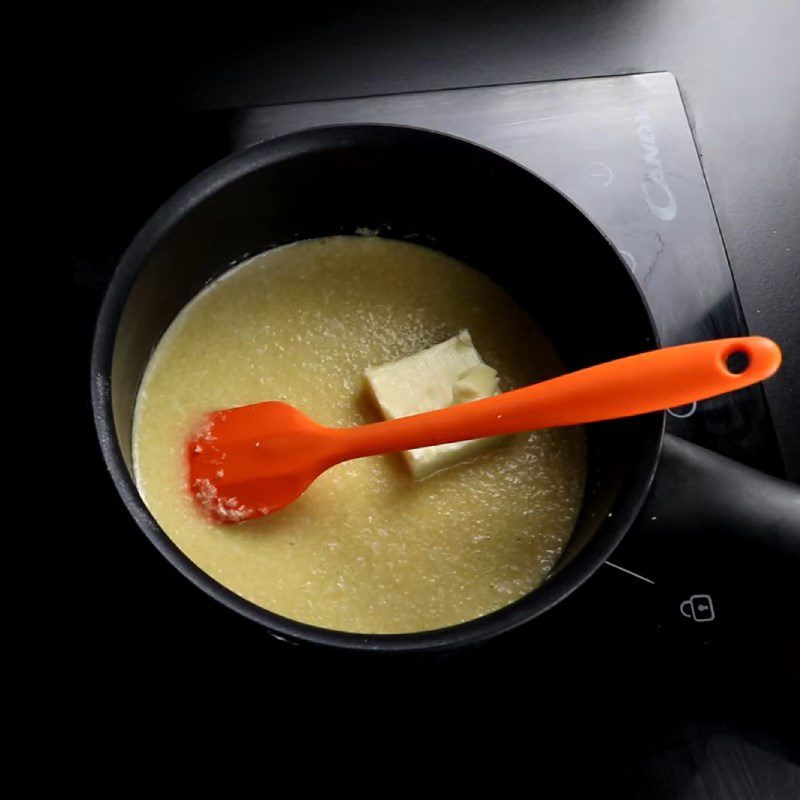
[{"left": 188, "top": 336, "right": 781, "bottom": 523}]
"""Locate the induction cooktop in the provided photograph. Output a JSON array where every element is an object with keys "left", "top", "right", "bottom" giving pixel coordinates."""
[{"left": 71, "top": 73, "right": 797, "bottom": 738}]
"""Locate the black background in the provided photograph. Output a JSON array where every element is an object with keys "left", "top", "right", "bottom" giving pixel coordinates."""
[{"left": 51, "top": 1, "right": 798, "bottom": 793}]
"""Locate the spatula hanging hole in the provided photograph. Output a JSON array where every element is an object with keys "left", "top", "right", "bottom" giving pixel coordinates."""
[{"left": 725, "top": 350, "right": 750, "bottom": 374}]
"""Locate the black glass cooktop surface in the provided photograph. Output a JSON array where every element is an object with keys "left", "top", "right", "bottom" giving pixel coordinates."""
[{"left": 68, "top": 74, "right": 797, "bottom": 758}]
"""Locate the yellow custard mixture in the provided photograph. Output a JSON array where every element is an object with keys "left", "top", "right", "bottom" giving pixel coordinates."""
[{"left": 133, "top": 236, "right": 587, "bottom": 633}]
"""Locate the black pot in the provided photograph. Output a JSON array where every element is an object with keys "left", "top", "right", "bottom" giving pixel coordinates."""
[{"left": 91, "top": 124, "right": 800, "bottom": 654}]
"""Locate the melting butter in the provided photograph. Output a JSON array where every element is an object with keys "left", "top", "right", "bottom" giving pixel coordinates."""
[{"left": 364, "top": 330, "right": 504, "bottom": 479}]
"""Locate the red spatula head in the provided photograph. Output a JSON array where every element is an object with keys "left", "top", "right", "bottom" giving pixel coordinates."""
[{"left": 188, "top": 401, "right": 337, "bottom": 523}]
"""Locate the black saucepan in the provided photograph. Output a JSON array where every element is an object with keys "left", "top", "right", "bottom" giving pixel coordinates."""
[{"left": 91, "top": 124, "right": 800, "bottom": 653}]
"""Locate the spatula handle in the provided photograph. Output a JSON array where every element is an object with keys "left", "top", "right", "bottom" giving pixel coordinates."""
[{"left": 340, "top": 337, "right": 781, "bottom": 458}]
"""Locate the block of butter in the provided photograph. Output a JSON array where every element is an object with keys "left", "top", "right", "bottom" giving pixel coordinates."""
[{"left": 364, "top": 330, "right": 504, "bottom": 479}]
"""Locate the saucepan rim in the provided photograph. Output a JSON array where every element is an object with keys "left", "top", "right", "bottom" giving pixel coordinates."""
[{"left": 90, "top": 123, "right": 664, "bottom": 654}]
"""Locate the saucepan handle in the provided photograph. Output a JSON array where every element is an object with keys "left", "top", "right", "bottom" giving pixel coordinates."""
[{"left": 642, "top": 433, "right": 800, "bottom": 560}]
